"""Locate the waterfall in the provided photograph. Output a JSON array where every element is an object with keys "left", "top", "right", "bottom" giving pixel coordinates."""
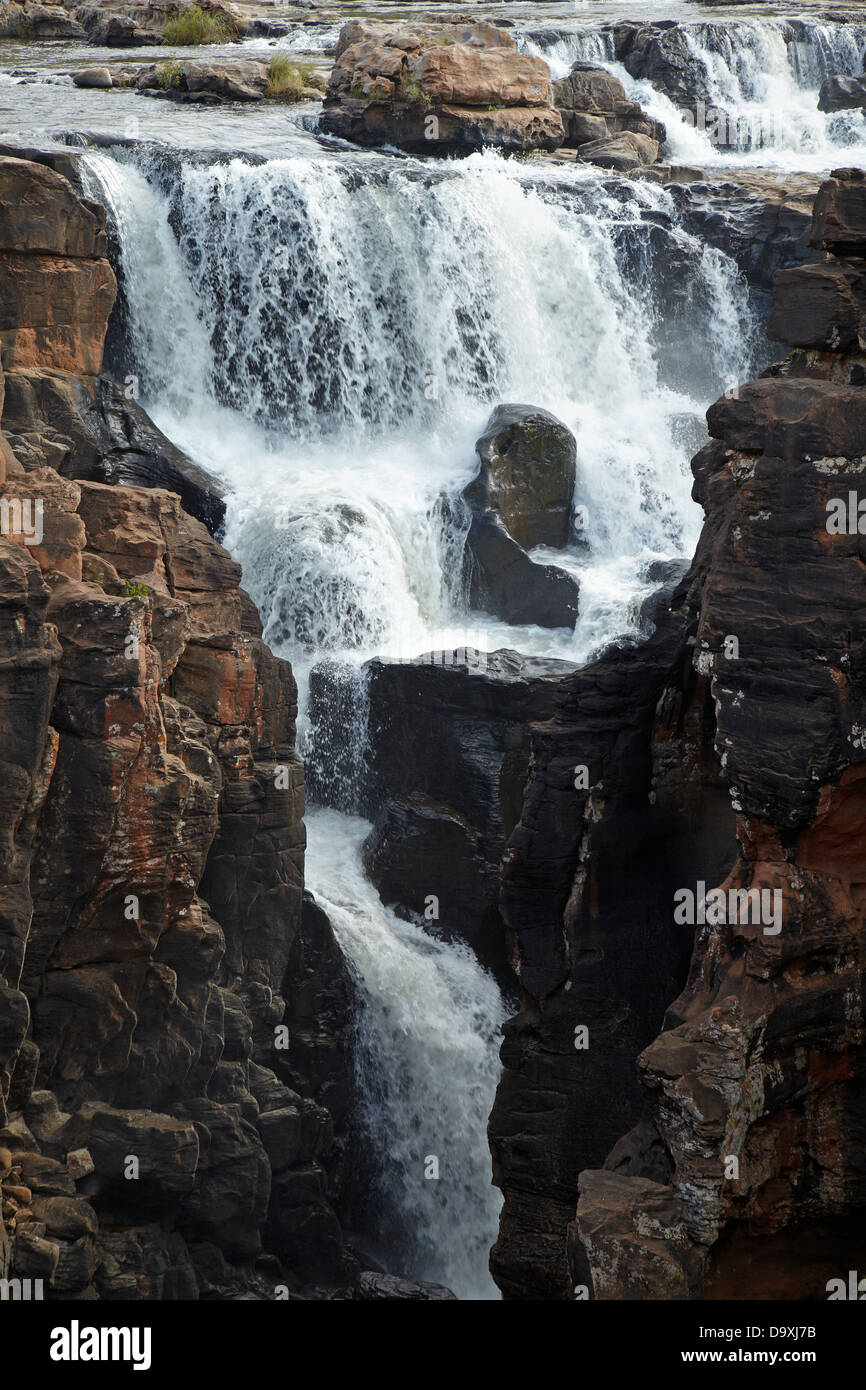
[
  {"left": 80, "top": 146, "right": 754, "bottom": 668},
  {"left": 79, "top": 140, "right": 757, "bottom": 1296},
  {"left": 305, "top": 810, "right": 505, "bottom": 1299},
  {"left": 521, "top": 16, "right": 866, "bottom": 171}
]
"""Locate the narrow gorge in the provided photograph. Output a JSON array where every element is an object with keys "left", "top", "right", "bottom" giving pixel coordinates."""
[{"left": 0, "top": 0, "right": 865, "bottom": 1334}]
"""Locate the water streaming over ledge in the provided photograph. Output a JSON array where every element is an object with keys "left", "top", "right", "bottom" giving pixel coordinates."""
[
  {"left": 521, "top": 14, "right": 866, "bottom": 171},
  {"left": 79, "top": 138, "right": 758, "bottom": 1297}
]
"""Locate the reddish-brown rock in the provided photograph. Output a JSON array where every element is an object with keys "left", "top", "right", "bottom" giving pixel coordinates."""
[
  {"left": 491, "top": 169, "right": 866, "bottom": 1301},
  {"left": 321, "top": 22, "right": 563, "bottom": 155},
  {"left": 0, "top": 158, "right": 115, "bottom": 376}
]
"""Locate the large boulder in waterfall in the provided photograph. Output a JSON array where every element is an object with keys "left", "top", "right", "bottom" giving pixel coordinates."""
[
  {"left": 462, "top": 404, "right": 579, "bottom": 631},
  {"left": 817, "top": 75, "right": 866, "bottom": 114},
  {"left": 620, "top": 24, "right": 714, "bottom": 110},
  {"left": 469, "top": 404, "right": 577, "bottom": 550},
  {"left": 464, "top": 514, "right": 579, "bottom": 629},
  {"left": 320, "top": 22, "right": 564, "bottom": 155},
  {"left": 553, "top": 63, "right": 665, "bottom": 149}
]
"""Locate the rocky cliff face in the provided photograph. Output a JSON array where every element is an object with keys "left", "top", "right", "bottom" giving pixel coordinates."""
[
  {"left": 490, "top": 166, "right": 866, "bottom": 1300},
  {"left": 0, "top": 154, "right": 357, "bottom": 1300}
]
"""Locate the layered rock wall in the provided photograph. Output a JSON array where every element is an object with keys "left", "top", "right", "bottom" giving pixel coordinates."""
[
  {"left": 491, "top": 166, "right": 866, "bottom": 1301},
  {"left": 0, "top": 154, "right": 354, "bottom": 1299}
]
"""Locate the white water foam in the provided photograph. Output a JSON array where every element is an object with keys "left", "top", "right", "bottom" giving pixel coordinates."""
[{"left": 522, "top": 16, "right": 866, "bottom": 172}]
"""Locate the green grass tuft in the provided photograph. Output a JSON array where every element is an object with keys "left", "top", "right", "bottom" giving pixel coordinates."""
[
  {"left": 163, "top": 6, "right": 230, "bottom": 46},
  {"left": 155, "top": 58, "right": 185, "bottom": 89},
  {"left": 266, "top": 54, "right": 317, "bottom": 102}
]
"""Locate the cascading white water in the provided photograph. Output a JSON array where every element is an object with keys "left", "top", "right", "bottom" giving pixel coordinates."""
[
  {"left": 522, "top": 16, "right": 866, "bottom": 171},
  {"left": 80, "top": 140, "right": 756, "bottom": 1296},
  {"left": 306, "top": 810, "right": 505, "bottom": 1299},
  {"left": 81, "top": 147, "right": 753, "bottom": 668}
]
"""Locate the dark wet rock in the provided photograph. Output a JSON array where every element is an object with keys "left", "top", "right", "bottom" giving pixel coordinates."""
[
  {"left": 818, "top": 74, "right": 866, "bottom": 113},
  {"left": 673, "top": 171, "right": 822, "bottom": 328},
  {"left": 639, "top": 557, "right": 690, "bottom": 630},
  {"left": 464, "top": 513, "right": 579, "bottom": 630},
  {"left": 620, "top": 23, "right": 714, "bottom": 109},
  {"left": 469, "top": 404, "right": 577, "bottom": 551},
  {"left": 280, "top": 894, "right": 356, "bottom": 1149},
  {"left": 462, "top": 403, "right": 580, "bottom": 629},
  {"left": 356, "top": 1270, "right": 457, "bottom": 1300},
  {"left": 363, "top": 792, "right": 504, "bottom": 978},
  {"left": 707, "top": 376, "right": 866, "bottom": 461},
  {"left": 2, "top": 370, "right": 226, "bottom": 533},
  {"left": 488, "top": 613, "right": 736, "bottom": 1297},
  {"left": 492, "top": 167, "right": 866, "bottom": 1302},
  {"left": 810, "top": 166, "right": 866, "bottom": 258},
  {"left": 768, "top": 261, "right": 866, "bottom": 350},
  {"left": 310, "top": 648, "right": 574, "bottom": 986}
]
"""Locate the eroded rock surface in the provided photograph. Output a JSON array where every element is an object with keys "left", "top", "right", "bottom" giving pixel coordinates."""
[
  {"left": 0, "top": 155, "right": 360, "bottom": 1300},
  {"left": 320, "top": 21, "right": 563, "bottom": 155},
  {"left": 490, "top": 166, "right": 866, "bottom": 1301}
]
